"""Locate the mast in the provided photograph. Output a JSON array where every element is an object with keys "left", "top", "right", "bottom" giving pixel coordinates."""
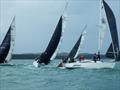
[
  {"left": 62, "top": 0, "right": 69, "bottom": 15},
  {"left": 98, "top": 0, "right": 102, "bottom": 52}
]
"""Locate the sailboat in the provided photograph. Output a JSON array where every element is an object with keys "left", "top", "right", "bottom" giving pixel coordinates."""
[
  {"left": 33, "top": 16, "right": 64, "bottom": 67},
  {"left": 65, "top": 0, "right": 120, "bottom": 69},
  {"left": 57, "top": 26, "right": 86, "bottom": 68},
  {"left": 33, "top": 1, "right": 69, "bottom": 67},
  {"left": 0, "top": 17, "right": 15, "bottom": 64}
]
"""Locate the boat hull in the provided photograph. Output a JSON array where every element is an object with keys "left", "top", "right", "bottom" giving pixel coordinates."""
[
  {"left": 33, "top": 61, "right": 40, "bottom": 67},
  {"left": 33, "top": 61, "right": 45, "bottom": 67},
  {"left": 65, "top": 60, "right": 120, "bottom": 69}
]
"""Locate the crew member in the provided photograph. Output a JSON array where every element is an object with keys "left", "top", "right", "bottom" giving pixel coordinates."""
[
  {"left": 93, "top": 53, "right": 97, "bottom": 63},
  {"left": 79, "top": 55, "right": 85, "bottom": 62},
  {"left": 97, "top": 51, "right": 100, "bottom": 61}
]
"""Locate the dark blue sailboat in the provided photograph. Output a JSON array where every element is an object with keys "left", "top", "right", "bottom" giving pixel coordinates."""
[
  {"left": 0, "top": 17, "right": 15, "bottom": 63},
  {"left": 102, "top": 0, "right": 120, "bottom": 61},
  {"left": 33, "top": 16, "right": 63, "bottom": 67},
  {"left": 64, "top": 28, "right": 86, "bottom": 63},
  {"left": 58, "top": 27, "right": 86, "bottom": 67}
]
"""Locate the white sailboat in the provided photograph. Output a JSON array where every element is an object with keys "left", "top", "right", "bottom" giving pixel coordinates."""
[{"left": 64, "top": 0, "right": 120, "bottom": 69}]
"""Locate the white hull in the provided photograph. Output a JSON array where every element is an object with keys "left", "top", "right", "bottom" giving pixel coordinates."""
[
  {"left": 33, "top": 61, "right": 40, "bottom": 67},
  {"left": 64, "top": 60, "right": 120, "bottom": 69},
  {"left": 58, "top": 67, "right": 66, "bottom": 69},
  {"left": 33, "top": 61, "right": 45, "bottom": 67}
]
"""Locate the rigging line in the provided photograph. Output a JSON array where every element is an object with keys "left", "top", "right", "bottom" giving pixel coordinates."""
[
  {"left": 62, "top": 0, "right": 69, "bottom": 15},
  {"left": 81, "top": 24, "right": 87, "bottom": 34}
]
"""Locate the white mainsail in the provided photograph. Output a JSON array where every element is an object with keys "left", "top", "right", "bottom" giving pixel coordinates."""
[{"left": 98, "top": 0, "right": 107, "bottom": 52}]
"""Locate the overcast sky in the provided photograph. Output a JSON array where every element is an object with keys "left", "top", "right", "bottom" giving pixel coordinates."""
[{"left": 0, "top": 0, "right": 120, "bottom": 54}]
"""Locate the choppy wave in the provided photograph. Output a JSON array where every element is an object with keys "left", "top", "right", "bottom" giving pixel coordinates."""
[{"left": 0, "top": 59, "right": 120, "bottom": 90}]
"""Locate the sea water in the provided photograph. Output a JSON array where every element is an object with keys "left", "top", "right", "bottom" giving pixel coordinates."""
[{"left": 0, "top": 59, "right": 120, "bottom": 90}]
